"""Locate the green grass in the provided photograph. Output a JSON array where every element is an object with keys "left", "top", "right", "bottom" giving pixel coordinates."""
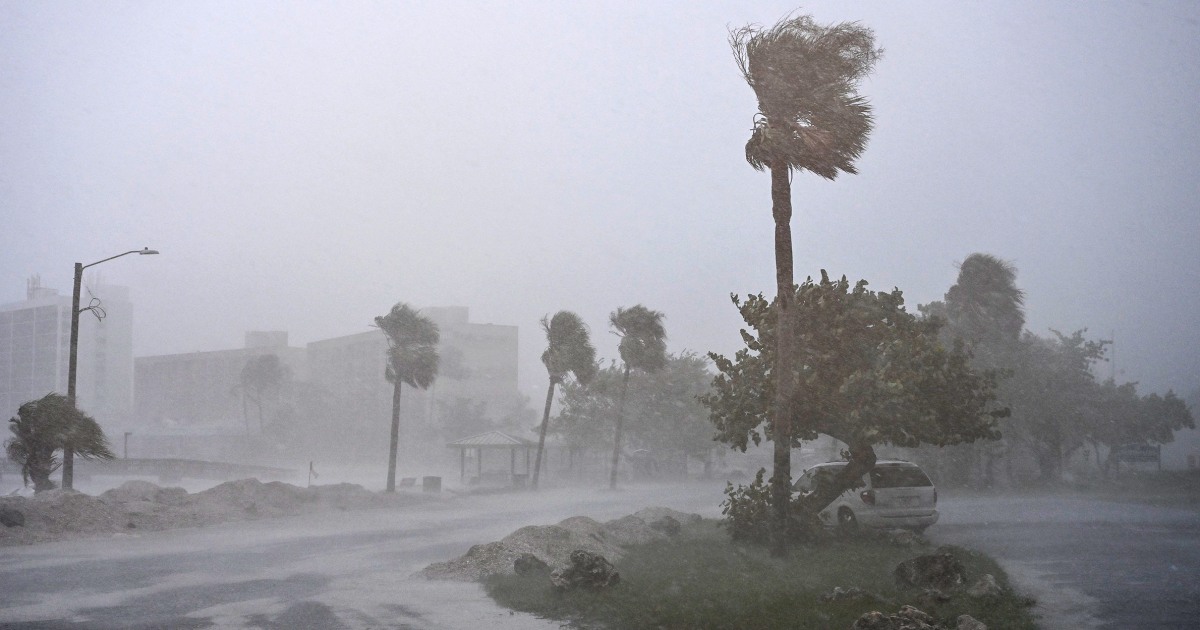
[{"left": 485, "top": 521, "right": 1038, "bottom": 630}]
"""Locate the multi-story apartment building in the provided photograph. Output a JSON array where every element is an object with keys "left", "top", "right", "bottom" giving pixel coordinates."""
[
  {"left": 306, "top": 306, "right": 521, "bottom": 438},
  {"left": 130, "top": 307, "right": 521, "bottom": 463},
  {"left": 0, "top": 277, "right": 134, "bottom": 430},
  {"left": 134, "top": 331, "right": 307, "bottom": 430}
]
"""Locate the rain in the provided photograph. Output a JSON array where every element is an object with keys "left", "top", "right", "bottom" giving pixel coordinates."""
[{"left": 1, "top": 2, "right": 1198, "bottom": 629}]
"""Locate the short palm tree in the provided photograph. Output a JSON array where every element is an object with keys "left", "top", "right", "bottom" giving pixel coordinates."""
[
  {"left": 532, "top": 311, "right": 597, "bottom": 490},
  {"left": 731, "top": 13, "right": 880, "bottom": 556},
  {"left": 5, "top": 393, "right": 115, "bottom": 492},
  {"left": 375, "top": 303, "right": 439, "bottom": 492},
  {"left": 608, "top": 305, "right": 667, "bottom": 490}
]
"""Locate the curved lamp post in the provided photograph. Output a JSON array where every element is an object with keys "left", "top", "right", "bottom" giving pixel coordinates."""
[{"left": 63, "top": 247, "right": 158, "bottom": 489}]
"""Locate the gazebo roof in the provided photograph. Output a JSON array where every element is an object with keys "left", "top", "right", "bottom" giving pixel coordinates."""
[{"left": 447, "top": 430, "right": 535, "bottom": 448}]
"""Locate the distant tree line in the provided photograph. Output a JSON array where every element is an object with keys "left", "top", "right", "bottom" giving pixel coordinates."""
[{"left": 913, "top": 253, "right": 1194, "bottom": 487}]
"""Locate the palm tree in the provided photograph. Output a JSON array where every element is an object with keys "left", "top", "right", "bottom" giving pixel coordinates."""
[
  {"left": 375, "top": 303, "right": 440, "bottom": 492},
  {"left": 5, "top": 393, "right": 115, "bottom": 492},
  {"left": 608, "top": 305, "right": 667, "bottom": 490},
  {"left": 730, "top": 13, "right": 881, "bottom": 556},
  {"left": 532, "top": 311, "right": 597, "bottom": 490},
  {"left": 944, "top": 253, "right": 1026, "bottom": 347},
  {"left": 236, "top": 354, "right": 291, "bottom": 434}
]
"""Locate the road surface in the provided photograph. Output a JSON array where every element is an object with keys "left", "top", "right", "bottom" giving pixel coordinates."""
[
  {"left": 0, "top": 483, "right": 725, "bottom": 629},
  {"left": 931, "top": 494, "right": 1200, "bottom": 629},
  {"left": 1, "top": 484, "right": 1197, "bottom": 629}
]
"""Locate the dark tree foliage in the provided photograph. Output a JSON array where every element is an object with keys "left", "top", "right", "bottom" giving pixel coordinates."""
[
  {"left": 375, "top": 302, "right": 440, "bottom": 492},
  {"left": 5, "top": 393, "right": 115, "bottom": 492},
  {"left": 552, "top": 353, "right": 717, "bottom": 479},
  {"left": 704, "top": 272, "right": 1005, "bottom": 532},
  {"left": 943, "top": 254, "right": 1026, "bottom": 346}
]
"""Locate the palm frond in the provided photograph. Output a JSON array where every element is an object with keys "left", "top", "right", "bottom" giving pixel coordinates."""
[
  {"left": 609, "top": 305, "right": 668, "bottom": 373},
  {"left": 731, "top": 13, "right": 881, "bottom": 179},
  {"left": 541, "top": 311, "right": 598, "bottom": 385},
  {"left": 375, "top": 302, "right": 441, "bottom": 390}
]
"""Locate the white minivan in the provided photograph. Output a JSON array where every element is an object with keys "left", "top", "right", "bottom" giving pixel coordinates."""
[{"left": 792, "top": 460, "right": 939, "bottom": 533}]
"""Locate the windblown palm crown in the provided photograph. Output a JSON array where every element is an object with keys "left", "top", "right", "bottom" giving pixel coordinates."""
[{"left": 731, "top": 15, "right": 881, "bottom": 179}]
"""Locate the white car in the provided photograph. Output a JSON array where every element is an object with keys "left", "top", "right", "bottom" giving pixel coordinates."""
[{"left": 792, "top": 460, "right": 939, "bottom": 533}]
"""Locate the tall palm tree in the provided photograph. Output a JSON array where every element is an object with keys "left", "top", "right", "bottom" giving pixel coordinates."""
[
  {"left": 532, "top": 311, "right": 597, "bottom": 490},
  {"left": 5, "top": 393, "right": 114, "bottom": 492},
  {"left": 730, "top": 13, "right": 881, "bottom": 556},
  {"left": 608, "top": 305, "right": 667, "bottom": 490},
  {"left": 944, "top": 253, "right": 1026, "bottom": 347},
  {"left": 374, "top": 303, "right": 440, "bottom": 492}
]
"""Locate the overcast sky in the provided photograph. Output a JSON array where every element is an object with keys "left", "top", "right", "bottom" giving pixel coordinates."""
[{"left": 2, "top": 1, "right": 1198, "bottom": 404}]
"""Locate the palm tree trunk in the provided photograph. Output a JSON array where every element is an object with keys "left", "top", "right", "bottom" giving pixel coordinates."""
[
  {"left": 769, "top": 161, "right": 795, "bottom": 558},
  {"left": 609, "top": 366, "right": 632, "bottom": 490},
  {"left": 386, "top": 380, "right": 402, "bottom": 492},
  {"left": 532, "top": 380, "right": 556, "bottom": 490}
]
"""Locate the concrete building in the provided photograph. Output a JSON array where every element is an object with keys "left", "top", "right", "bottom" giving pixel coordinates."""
[
  {"left": 134, "top": 331, "right": 307, "bottom": 431},
  {"left": 130, "top": 307, "right": 521, "bottom": 464},
  {"left": 0, "top": 277, "right": 134, "bottom": 430},
  {"left": 305, "top": 306, "right": 522, "bottom": 443}
]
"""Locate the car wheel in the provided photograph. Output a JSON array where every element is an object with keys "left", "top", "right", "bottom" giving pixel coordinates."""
[{"left": 837, "top": 507, "right": 858, "bottom": 532}]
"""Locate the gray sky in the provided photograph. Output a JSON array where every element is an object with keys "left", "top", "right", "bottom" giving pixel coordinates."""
[{"left": 2, "top": 1, "right": 1198, "bottom": 403}]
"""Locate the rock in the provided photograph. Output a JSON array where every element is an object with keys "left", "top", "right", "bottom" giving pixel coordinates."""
[
  {"left": 820, "top": 586, "right": 888, "bottom": 604},
  {"left": 886, "top": 529, "right": 917, "bottom": 547},
  {"left": 915, "top": 587, "right": 952, "bottom": 609},
  {"left": 956, "top": 614, "right": 987, "bottom": 630},
  {"left": 549, "top": 549, "right": 620, "bottom": 591},
  {"left": 421, "top": 541, "right": 523, "bottom": 581},
  {"left": 0, "top": 506, "right": 24, "bottom": 527},
  {"left": 632, "top": 507, "right": 702, "bottom": 526},
  {"left": 647, "top": 515, "right": 681, "bottom": 537},
  {"left": 966, "top": 573, "right": 1002, "bottom": 598},
  {"left": 602, "top": 515, "right": 667, "bottom": 546},
  {"left": 514, "top": 552, "right": 550, "bottom": 576},
  {"left": 851, "top": 605, "right": 937, "bottom": 630},
  {"left": 894, "top": 548, "right": 967, "bottom": 591}
]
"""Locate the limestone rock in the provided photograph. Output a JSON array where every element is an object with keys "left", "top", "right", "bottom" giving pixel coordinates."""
[
  {"left": 549, "top": 549, "right": 620, "bottom": 591},
  {"left": 514, "top": 552, "right": 550, "bottom": 576},
  {"left": 0, "top": 506, "right": 24, "bottom": 527},
  {"left": 894, "top": 548, "right": 967, "bottom": 591},
  {"left": 966, "top": 573, "right": 1002, "bottom": 598},
  {"left": 956, "top": 614, "right": 988, "bottom": 630}
]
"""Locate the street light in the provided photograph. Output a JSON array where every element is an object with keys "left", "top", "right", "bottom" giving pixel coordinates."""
[{"left": 63, "top": 247, "right": 158, "bottom": 489}]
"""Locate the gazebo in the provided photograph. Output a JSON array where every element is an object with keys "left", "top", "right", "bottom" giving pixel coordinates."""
[{"left": 447, "top": 430, "right": 536, "bottom": 486}]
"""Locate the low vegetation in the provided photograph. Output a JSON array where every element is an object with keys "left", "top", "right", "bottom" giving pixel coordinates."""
[{"left": 485, "top": 519, "right": 1037, "bottom": 630}]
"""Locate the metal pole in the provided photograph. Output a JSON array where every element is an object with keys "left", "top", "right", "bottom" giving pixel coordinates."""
[
  {"left": 124, "top": 432, "right": 132, "bottom": 459},
  {"left": 64, "top": 262, "right": 83, "bottom": 490},
  {"left": 64, "top": 248, "right": 157, "bottom": 490}
]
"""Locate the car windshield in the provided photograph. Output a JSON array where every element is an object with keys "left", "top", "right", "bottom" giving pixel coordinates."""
[{"left": 870, "top": 466, "right": 932, "bottom": 489}]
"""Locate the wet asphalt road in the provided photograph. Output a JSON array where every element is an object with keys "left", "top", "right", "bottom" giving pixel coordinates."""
[
  {"left": 931, "top": 495, "right": 1200, "bottom": 629},
  {"left": 1, "top": 485, "right": 1197, "bottom": 629},
  {"left": 0, "top": 483, "right": 726, "bottom": 629}
]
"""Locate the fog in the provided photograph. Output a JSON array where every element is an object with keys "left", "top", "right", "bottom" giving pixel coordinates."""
[
  {"left": 2, "top": 1, "right": 1197, "bottom": 403},
  {"left": 2, "top": 4, "right": 1199, "bottom": 627}
]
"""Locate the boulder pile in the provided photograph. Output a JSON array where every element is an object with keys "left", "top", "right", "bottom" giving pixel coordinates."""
[
  {"left": 420, "top": 507, "right": 699, "bottom": 582},
  {"left": 0, "top": 478, "right": 427, "bottom": 546}
]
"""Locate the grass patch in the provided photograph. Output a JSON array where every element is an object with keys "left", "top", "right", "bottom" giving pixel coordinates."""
[{"left": 485, "top": 521, "right": 1037, "bottom": 629}]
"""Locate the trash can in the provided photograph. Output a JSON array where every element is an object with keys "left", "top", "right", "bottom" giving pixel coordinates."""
[{"left": 422, "top": 476, "right": 442, "bottom": 493}]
